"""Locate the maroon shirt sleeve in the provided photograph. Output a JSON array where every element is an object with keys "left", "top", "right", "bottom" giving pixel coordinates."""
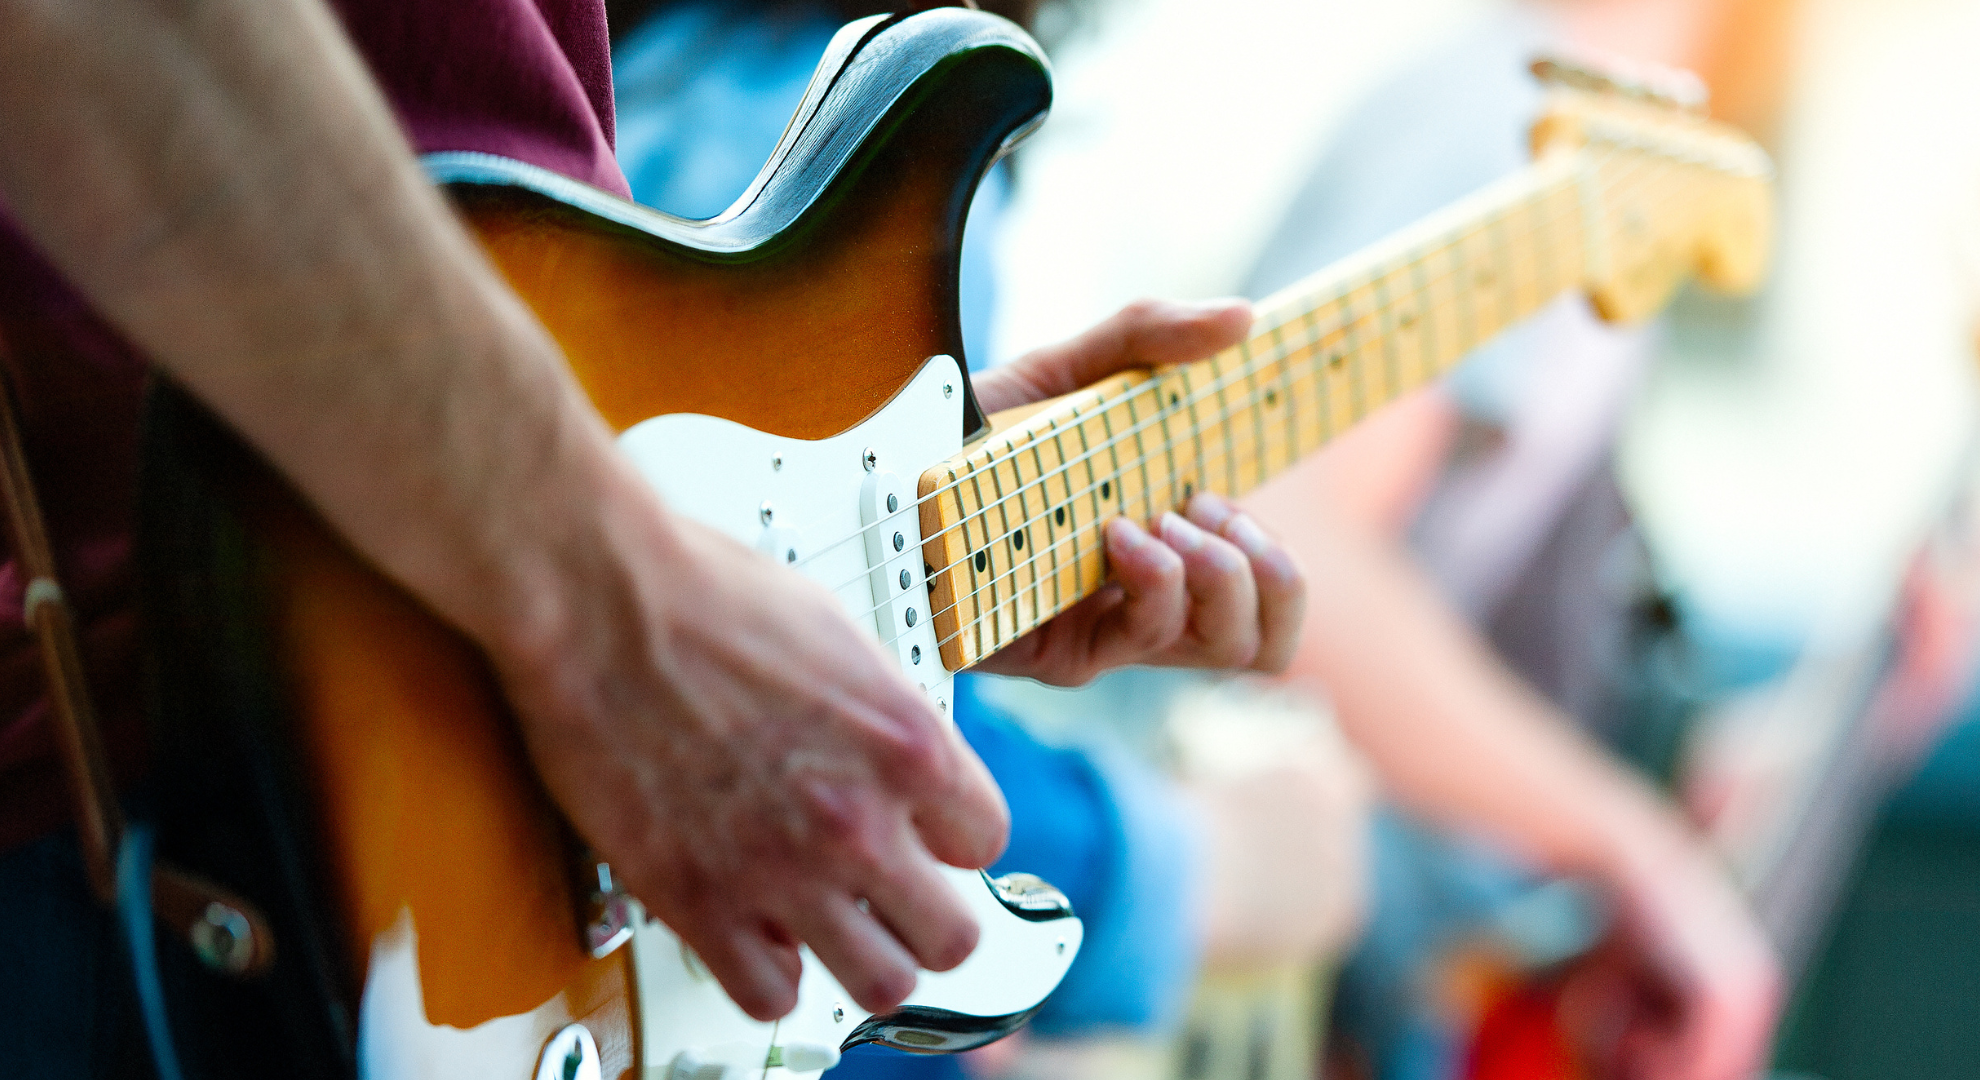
[{"left": 0, "top": 0, "right": 626, "bottom": 849}]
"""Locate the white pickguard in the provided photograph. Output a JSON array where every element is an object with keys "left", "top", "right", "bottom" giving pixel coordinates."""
[{"left": 612, "top": 356, "right": 1084, "bottom": 1078}]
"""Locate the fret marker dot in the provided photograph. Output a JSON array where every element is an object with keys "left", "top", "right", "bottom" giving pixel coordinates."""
[
  {"left": 974, "top": 551, "right": 988, "bottom": 573},
  {"left": 1101, "top": 480, "right": 1113, "bottom": 500},
  {"left": 1055, "top": 507, "right": 1066, "bottom": 527},
  {"left": 1169, "top": 392, "right": 1180, "bottom": 408},
  {"left": 1265, "top": 389, "right": 1279, "bottom": 407},
  {"left": 1329, "top": 352, "right": 1345, "bottom": 368},
  {"left": 1399, "top": 310, "right": 1418, "bottom": 329},
  {"left": 1182, "top": 482, "right": 1193, "bottom": 501},
  {"left": 1012, "top": 530, "right": 1024, "bottom": 550}
]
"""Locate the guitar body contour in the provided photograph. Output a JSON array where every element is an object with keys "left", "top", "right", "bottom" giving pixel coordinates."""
[{"left": 137, "top": 12, "right": 1060, "bottom": 1080}]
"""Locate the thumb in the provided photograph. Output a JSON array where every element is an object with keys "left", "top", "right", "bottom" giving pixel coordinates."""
[{"left": 975, "top": 298, "right": 1253, "bottom": 413}]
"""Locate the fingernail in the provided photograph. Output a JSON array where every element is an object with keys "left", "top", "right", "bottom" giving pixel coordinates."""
[
  {"left": 1188, "top": 491, "right": 1235, "bottom": 528},
  {"left": 1160, "top": 512, "right": 1207, "bottom": 553},
  {"left": 1227, "top": 513, "right": 1272, "bottom": 556},
  {"left": 1106, "top": 516, "right": 1151, "bottom": 551}
]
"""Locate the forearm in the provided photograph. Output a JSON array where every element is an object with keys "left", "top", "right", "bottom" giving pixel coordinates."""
[
  {"left": 1248, "top": 477, "right": 1686, "bottom": 882},
  {"left": 0, "top": 0, "right": 635, "bottom": 664}
]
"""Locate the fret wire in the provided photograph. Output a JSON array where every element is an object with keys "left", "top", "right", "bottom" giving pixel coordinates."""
[
  {"left": 1272, "top": 317, "right": 1299, "bottom": 468},
  {"left": 1289, "top": 306, "right": 1320, "bottom": 451},
  {"left": 997, "top": 439, "right": 1029, "bottom": 642},
  {"left": 1488, "top": 202, "right": 1517, "bottom": 330},
  {"left": 1178, "top": 364, "right": 1205, "bottom": 504},
  {"left": 1371, "top": 262, "right": 1401, "bottom": 403},
  {"left": 1531, "top": 185, "right": 1558, "bottom": 308},
  {"left": 1121, "top": 390, "right": 1156, "bottom": 531},
  {"left": 1407, "top": 240, "right": 1437, "bottom": 386},
  {"left": 1029, "top": 424, "right": 1061, "bottom": 620},
  {"left": 1451, "top": 220, "right": 1478, "bottom": 355},
  {"left": 965, "top": 463, "right": 997, "bottom": 649},
  {"left": 1241, "top": 336, "right": 1269, "bottom": 490},
  {"left": 1072, "top": 406, "right": 1100, "bottom": 601},
  {"left": 867, "top": 149, "right": 1666, "bottom": 620},
  {"left": 1154, "top": 375, "right": 1182, "bottom": 514},
  {"left": 1340, "top": 283, "right": 1367, "bottom": 425},
  {"left": 1209, "top": 348, "right": 1238, "bottom": 500},
  {"left": 1042, "top": 419, "right": 1071, "bottom": 616}
]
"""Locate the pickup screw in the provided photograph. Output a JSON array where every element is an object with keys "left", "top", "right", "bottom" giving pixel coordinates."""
[
  {"left": 905, "top": 608, "right": 918, "bottom": 628},
  {"left": 759, "top": 502, "right": 774, "bottom": 525},
  {"left": 899, "top": 569, "right": 912, "bottom": 590},
  {"left": 911, "top": 645, "right": 922, "bottom": 665},
  {"left": 893, "top": 532, "right": 905, "bottom": 552},
  {"left": 886, "top": 493, "right": 899, "bottom": 513},
  {"left": 863, "top": 448, "right": 878, "bottom": 471}
]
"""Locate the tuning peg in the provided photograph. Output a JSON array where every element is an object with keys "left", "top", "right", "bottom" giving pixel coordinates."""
[{"left": 1531, "top": 53, "right": 1708, "bottom": 115}]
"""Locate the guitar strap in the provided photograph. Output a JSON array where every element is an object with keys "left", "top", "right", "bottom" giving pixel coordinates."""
[
  {"left": 0, "top": 347, "right": 127, "bottom": 906},
  {"left": 0, "top": 336, "right": 274, "bottom": 1079}
]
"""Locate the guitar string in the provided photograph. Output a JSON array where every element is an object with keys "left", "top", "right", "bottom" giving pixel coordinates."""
[
  {"left": 806, "top": 125, "right": 1733, "bottom": 595},
  {"left": 911, "top": 152, "right": 1697, "bottom": 660},
  {"left": 805, "top": 158, "right": 1607, "bottom": 605},
  {"left": 832, "top": 143, "right": 1670, "bottom": 626},
  {"left": 791, "top": 140, "right": 1668, "bottom": 589},
  {"left": 778, "top": 156, "right": 1599, "bottom": 580},
  {"left": 908, "top": 149, "right": 1692, "bottom": 655},
  {"left": 842, "top": 148, "right": 1668, "bottom": 646},
  {"left": 871, "top": 150, "right": 1694, "bottom": 656}
]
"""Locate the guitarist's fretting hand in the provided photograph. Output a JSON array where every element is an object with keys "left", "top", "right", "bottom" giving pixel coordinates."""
[
  {"left": 0, "top": 0, "right": 1308, "bottom": 1021},
  {"left": 973, "top": 300, "right": 1309, "bottom": 684}
]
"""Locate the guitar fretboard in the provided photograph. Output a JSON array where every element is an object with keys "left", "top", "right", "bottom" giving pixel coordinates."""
[{"left": 918, "top": 152, "right": 1599, "bottom": 670}]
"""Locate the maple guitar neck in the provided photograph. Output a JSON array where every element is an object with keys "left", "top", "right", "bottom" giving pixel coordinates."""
[{"left": 920, "top": 82, "right": 1774, "bottom": 671}]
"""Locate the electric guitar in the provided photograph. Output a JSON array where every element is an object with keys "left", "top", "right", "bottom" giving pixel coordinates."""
[{"left": 131, "top": 12, "right": 1772, "bottom": 1080}]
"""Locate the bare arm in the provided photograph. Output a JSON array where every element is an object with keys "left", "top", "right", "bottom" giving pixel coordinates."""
[{"left": 1247, "top": 391, "right": 1778, "bottom": 1080}]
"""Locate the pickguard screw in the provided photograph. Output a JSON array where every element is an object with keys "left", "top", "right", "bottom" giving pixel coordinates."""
[
  {"left": 786, "top": 549, "right": 797, "bottom": 564},
  {"left": 772, "top": 454, "right": 783, "bottom": 471},
  {"left": 759, "top": 502, "right": 774, "bottom": 525},
  {"left": 943, "top": 383, "right": 954, "bottom": 398},
  {"left": 911, "top": 645, "right": 922, "bottom": 665},
  {"left": 863, "top": 448, "right": 878, "bottom": 471},
  {"left": 1056, "top": 938, "right": 1066, "bottom": 955},
  {"left": 834, "top": 1005, "right": 845, "bottom": 1023},
  {"left": 937, "top": 696, "right": 947, "bottom": 714}
]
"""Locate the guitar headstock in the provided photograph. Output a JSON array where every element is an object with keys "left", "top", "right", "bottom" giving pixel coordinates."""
[{"left": 1529, "top": 55, "right": 1776, "bottom": 322}]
